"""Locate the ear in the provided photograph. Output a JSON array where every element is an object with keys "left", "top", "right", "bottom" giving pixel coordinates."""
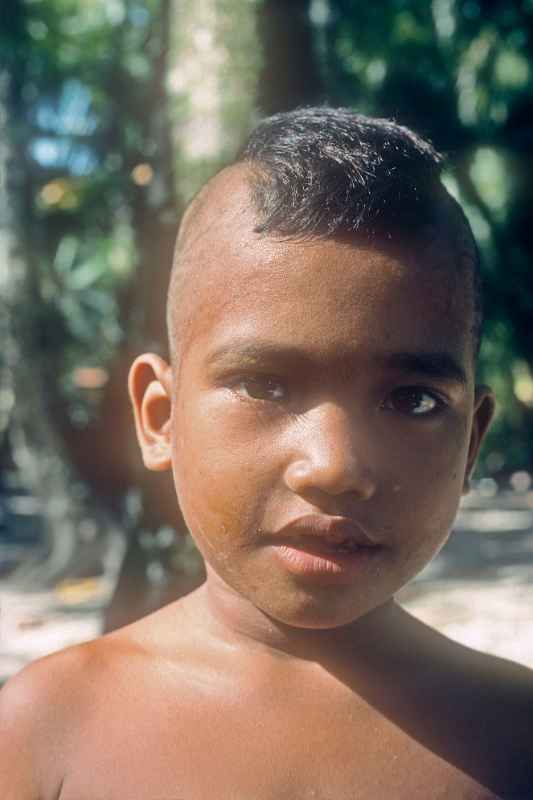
[
  {"left": 463, "top": 384, "right": 495, "bottom": 494},
  {"left": 128, "top": 353, "right": 173, "bottom": 472}
]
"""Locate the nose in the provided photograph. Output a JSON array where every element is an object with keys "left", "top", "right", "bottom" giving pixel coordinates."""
[{"left": 283, "top": 402, "right": 377, "bottom": 500}]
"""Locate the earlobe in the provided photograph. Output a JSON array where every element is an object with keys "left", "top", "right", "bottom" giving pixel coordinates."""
[
  {"left": 463, "top": 384, "right": 495, "bottom": 494},
  {"left": 128, "top": 353, "right": 173, "bottom": 472}
]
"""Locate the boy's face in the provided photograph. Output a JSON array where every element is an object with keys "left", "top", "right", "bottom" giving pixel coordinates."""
[{"left": 133, "top": 173, "right": 493, "bottom": 629}]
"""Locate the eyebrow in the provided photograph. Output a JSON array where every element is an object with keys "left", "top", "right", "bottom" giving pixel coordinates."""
[
  {"left": 207, "top": 343, "right": 467, "bottom": 386},
  {"left": 382, "top": 352, "right": 467, "bottom": 387},
  {"left": 207, "top": 342, "right": 302, "bottom": 366}
]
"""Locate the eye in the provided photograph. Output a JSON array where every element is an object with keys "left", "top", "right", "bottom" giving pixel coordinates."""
[
  {"left": 233, "top": 376, "right": 287, "bottom": 402},
  {"left": 385, "top": 386, "right": 444, "bottom": 416}
]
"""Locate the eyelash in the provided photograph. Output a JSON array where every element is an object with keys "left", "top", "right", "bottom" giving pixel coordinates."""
[{"left": 228, "top": 376, "right": 447, "bottom": 418}]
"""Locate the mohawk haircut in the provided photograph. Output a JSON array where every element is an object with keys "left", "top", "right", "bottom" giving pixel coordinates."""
[
  {"left": 169, "top": 107, "right": 483, "bottom": 358},
  {"left": 236, "top": 106, "right": 482, "bottom": 351},
  {"left": 240, "top": 107, "right": 444, "bottom": 239}
]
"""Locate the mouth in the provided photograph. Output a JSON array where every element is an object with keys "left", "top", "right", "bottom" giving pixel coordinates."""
[
  {"left": 279, "top": 534, "right": 375, "bottom": 555},
  {"left": 268, "top": 516, "right": 383, "bottom": 580},
  {"left": 274, "top": 514, "right": 380, "bottom": 548}
]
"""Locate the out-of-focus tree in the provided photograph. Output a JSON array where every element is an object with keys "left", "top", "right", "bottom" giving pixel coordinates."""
[
  {"left": 1, "top": 0, "right": 121, "bottom": 586},
  {"left": 1, "top": 0, "right": 192, "bottom": 598},
  {"left": 256, "top": 0, "right": 325, "bottom": 113}
]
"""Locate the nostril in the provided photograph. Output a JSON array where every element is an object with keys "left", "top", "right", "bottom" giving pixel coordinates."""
[{"left": 284, "top": 455, "right": 376, "bottom": 500}]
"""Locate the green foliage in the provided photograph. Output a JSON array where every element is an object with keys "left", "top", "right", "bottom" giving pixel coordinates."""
[{"left": 5, "top": 0, "right": 166, "bottom": 425}]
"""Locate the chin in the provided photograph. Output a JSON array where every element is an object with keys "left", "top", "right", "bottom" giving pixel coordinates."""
[{"left": 257, "top": 590, "right": 384, "bottom": 631}]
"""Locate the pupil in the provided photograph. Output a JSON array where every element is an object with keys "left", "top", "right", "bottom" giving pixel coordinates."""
[
  {"left": 247, "top": 378, "right": 282, "bottom": 400},
  {"left": 395, "top": 389, "right": 435, "bottom": 414}
]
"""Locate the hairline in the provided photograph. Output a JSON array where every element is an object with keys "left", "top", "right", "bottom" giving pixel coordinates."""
[{"left": 167, "top": 164, "right": 482, "bottom": 369}]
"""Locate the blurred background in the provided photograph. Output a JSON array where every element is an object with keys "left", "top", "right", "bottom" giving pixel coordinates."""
[{"left": 1, "top": 0, "right": 533, "bottom": 683}]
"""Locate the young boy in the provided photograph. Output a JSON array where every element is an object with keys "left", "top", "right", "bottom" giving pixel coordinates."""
[{"left": 1, "top": 107, "right": 532, "bottom": 800}]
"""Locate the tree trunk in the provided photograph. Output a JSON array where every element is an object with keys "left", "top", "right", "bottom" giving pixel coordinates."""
[
  {"left": 256, "top": 0, "right": 324, "bottom": 115},
  {"left": 166, "top": 0, "right": 262, "bottom": 201}
]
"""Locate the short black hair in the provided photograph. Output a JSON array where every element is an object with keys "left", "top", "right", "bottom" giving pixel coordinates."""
[{"left": 236, "top": 106, "right": 483, "bottom": 352}]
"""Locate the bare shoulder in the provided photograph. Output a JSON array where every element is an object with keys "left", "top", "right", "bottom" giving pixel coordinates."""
[
  {"left": 450, "top": 643, "right": 533, "bottom": 799},
  {"left": 0, "top": 625, "right": 154, "bottom": 800},
  {"left": 0, "top": 630, "right": 128, "bottom": 720},
  {"left": 467, "top": 646, "right": 533, "bottom": 798},
  {"left": 396, "top": 607, "right": 533, "bottom": 798},
  {"left": 0, "top": 639, "right": 101, "bottom": 799}
]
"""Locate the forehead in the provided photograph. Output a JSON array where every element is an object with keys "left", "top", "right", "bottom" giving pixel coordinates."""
[{"left": 172, "top": 171, "right": 475, "bottom": 373}]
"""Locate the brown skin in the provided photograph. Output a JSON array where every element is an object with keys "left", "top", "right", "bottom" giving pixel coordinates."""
[{"left": 1, "top": 167, "right": 532, "bottom": 800}]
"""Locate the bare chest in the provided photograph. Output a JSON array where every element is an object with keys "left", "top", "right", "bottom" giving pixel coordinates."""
[{"left": 58, "top": 677, "right": 493, "bottom": 800}]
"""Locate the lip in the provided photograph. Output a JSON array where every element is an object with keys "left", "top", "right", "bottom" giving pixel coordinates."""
[
  {"left": 275, "top": 514, "right": 380, "bottom": 547},
  {"left": 268, "top": 515, "right": 383, "bottom": 582}
]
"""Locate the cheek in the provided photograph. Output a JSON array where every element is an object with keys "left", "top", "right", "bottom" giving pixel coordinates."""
[
  {"left": 381, "top": 419, "right": 470, "bottom": 534},
  {"left": 171, "top": 394, "right": 278, "bottom": 541}
]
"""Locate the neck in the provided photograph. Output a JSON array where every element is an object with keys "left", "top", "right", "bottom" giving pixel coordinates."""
[{"left": 191, "top": 567, "right": 399, "bottom": 664}]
